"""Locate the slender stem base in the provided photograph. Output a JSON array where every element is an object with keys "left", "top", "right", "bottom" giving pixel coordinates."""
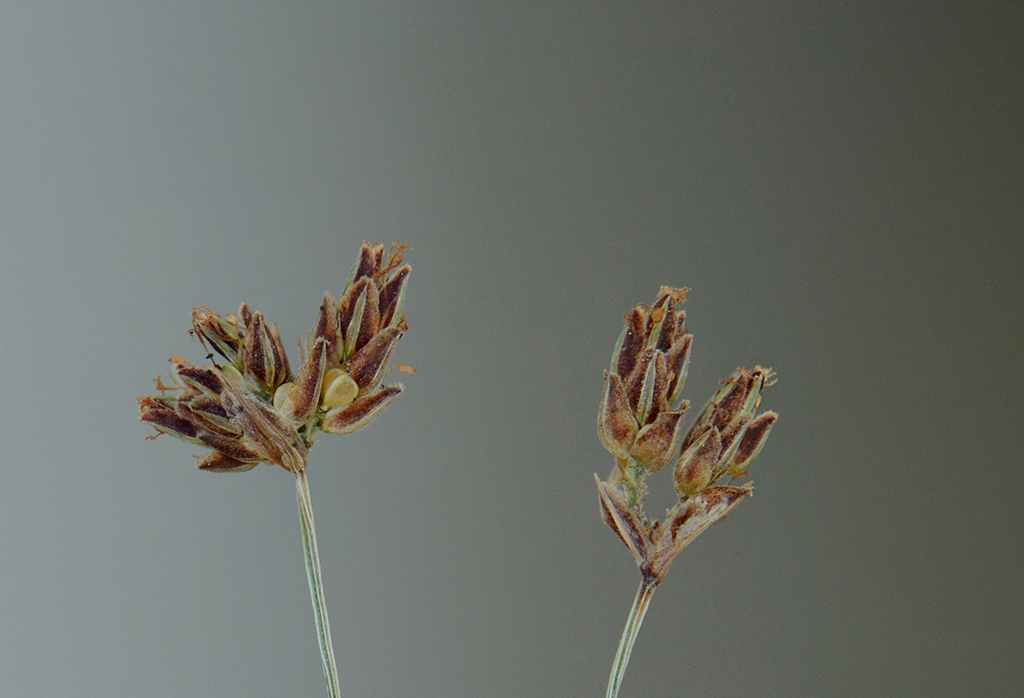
[
  {"left": 605, "top": 575, "right": 659, "bottom": 698},
  {"left": 295, "top": 469, "right": 342, "bottom": 698}
]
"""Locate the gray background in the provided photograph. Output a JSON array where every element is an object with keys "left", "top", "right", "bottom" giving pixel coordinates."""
[{"left": 1, "top": 1, "right": 1021, "bottom": 696}]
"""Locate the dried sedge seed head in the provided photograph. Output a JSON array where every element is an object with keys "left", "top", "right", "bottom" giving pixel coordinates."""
[
  {"left": 140, "top": 242, "right": 412, "bottom": 474},
  {"left": 595, "top": 287, "right": 777, "bottom": 584}
]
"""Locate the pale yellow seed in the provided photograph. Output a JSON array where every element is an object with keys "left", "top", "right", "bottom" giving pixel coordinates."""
[
  {"left": 221, "top": 363, "right": 246, "bottom": 388},
  {"left": 321, "top": 368, "right": 359, "bottom": 408},
  {"left": 273, "top": 382, "right": 293, "bottom": 411}
]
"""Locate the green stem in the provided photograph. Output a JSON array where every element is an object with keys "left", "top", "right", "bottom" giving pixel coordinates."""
[
  {"left": 295, "top": 468, "right": 342, "bottom": 698},
  {"left": 605, "top": 575, "right": 659, "bottom": 698}
]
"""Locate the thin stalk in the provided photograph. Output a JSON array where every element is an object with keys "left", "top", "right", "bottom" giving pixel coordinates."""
[
  {"left": 295, "top": 468, "right": 342, "bottom": 698},
  {"left": 605, "top": 575, "right": 659, "bottom": 698}
]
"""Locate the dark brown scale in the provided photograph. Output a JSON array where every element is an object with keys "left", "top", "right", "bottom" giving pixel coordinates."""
[
  {"left": 616, "top": 308, "right": 647, "bottom": 379},
  {"left": 354, "top": 281, "right": 380, "bottom": 353},
  {"left": 288, "top": 339, "right": 328, "bottom": 422},
  {"left": 176, "top": 366, "right": 224, "bottom": 395},
  {"left": 323, "top": 385, "right": 402, "bottom": 434},
  {"left": 645, "top": 352, "right": 669, "bottom": 423},
  {"left": 197, "top": 452, "right": 251, "bottom": 472},
  {"left": 734, "top": 413, "right": 776, "bottom": 463},
  {"left": 654, "top": 297, "right": 677, "bottom": 351},
  {"left": 311, "top": 295, "right": 339, "bottom": 364},
  {"left": 669, "top": 505, "right": 696, "bottom": 538},
  {"left": 702, "top": 486, "right": 750, "bottom": 509},
  {"left": 338, "top": 278, "right": 371, "bottom": 342},
  {"left": 238, "top": 303, "right": 254, "bottom": 328},
  {"left": 184, "top": 395, "right": 229, "bottom": 419},
  {"left": 180, "top": 398, "right": 242, "bottom": 437},
  {"left": 378, "top": 265, "right": 410, "bottom": 327},
  {"left": 599, "top": 373, "right": 639, "bottom": 455},
  {"left": 198, "top": 432, "right": 261, "bottom": 462},
  {"left": 715, "top": 375, "right": 749, "bottom": 421},
  {"left": 349, "top": 326, "right": 401, "bottom": 390},
  {"left": 352, "top": 244, "right": 381, "bottom": 282},
  {"left": 268, "top": 324, "right": 292, "bottom": 386},
  {"left": 140, "top": 398, "right": 199, "bottom": 438},
  {"left": 625, "top": 349, "right": 655, "bottom": 414},
  {"left": 664, "top": 333, "right": 692, "bottom": 399},
  {"left": 244, "top": 315, "right": 270, "bottom": 385}
]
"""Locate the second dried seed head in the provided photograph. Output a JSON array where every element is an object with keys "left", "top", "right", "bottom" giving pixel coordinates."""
[{"left": 596, "top": 287, "right": 777, "bottom": 584}]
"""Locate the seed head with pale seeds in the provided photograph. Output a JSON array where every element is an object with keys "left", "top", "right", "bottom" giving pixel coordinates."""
[{"left": 139, "top": 242, "right": 412, "bottom": 473}]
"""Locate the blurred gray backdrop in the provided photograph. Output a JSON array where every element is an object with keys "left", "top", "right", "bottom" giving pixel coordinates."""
[{"left": 1, "top": 1, "right": 1021, "bottom": 696}]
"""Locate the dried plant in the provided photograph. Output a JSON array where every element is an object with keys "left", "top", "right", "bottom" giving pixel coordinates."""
[
  {"left": 596, "top": 287, "right": 777, "bottom": 698},
  {"left": 138, "top": 242, "right": 411, "bottom": 698}
]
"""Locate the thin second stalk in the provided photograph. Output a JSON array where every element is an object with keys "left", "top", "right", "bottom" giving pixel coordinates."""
[{"left": 605, "top": 575, "right": 659, "bottom": 698}]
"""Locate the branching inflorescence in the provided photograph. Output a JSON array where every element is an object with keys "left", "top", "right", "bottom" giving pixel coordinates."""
[
  {"left": 139, "top": 241, "right": 411, "bottom": 698},
  {"left": 596, "top": 286, "right": 777, "bottom": 698}
]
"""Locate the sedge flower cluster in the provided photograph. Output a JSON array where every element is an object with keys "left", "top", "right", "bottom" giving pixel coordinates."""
[{"left": 139, "top": 242, "right": 411, "bottom": 473}]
